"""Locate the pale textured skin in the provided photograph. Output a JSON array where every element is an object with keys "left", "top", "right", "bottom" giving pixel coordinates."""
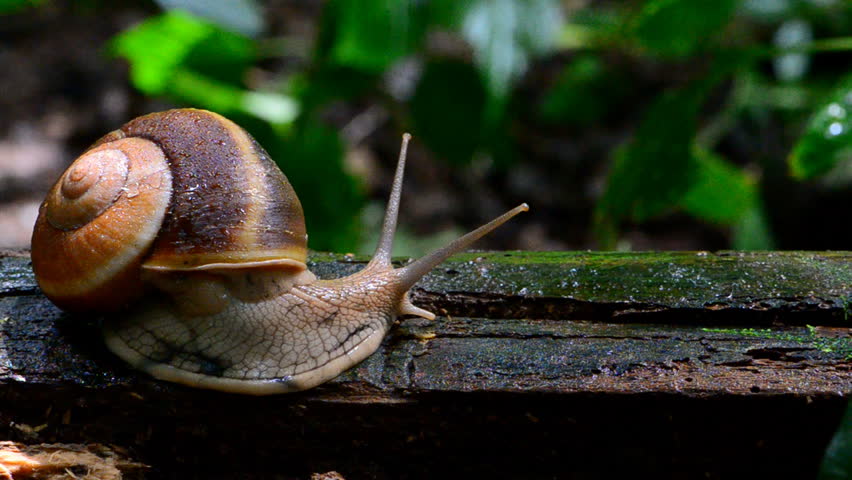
[{"left": 103, "top": 268, "right": 403, "bottom": 394}]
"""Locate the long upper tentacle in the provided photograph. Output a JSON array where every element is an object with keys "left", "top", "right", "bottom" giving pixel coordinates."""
[
  {"left": 394, "top": 203, "right": 528, "bottom": 294},
  {"left": 363, "top": 133, "right": 528, "bottom": 320},
  {"left": 367, "top": 133, "right": 411, "bottom": 270}
]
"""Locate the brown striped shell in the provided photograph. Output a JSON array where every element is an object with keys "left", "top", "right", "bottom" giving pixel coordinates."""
[{"left": 31, "top": 109, "right": 307, "bottom": 311}]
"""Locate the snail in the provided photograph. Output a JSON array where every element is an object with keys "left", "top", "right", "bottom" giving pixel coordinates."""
[{"left": 30, "top": 109, "right": 527, "bottom": 395}]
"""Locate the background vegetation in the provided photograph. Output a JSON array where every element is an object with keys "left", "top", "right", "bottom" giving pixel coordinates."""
[{"left": 0, "top": 0, "right": 850, "bottom": 256}]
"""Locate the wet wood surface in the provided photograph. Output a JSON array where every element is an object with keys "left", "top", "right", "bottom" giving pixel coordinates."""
[{"left": 1, "top": 250, "right": 850, "bottom": 479}]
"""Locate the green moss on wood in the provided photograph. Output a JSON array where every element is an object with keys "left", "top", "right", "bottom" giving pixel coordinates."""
[
  {"left": 701, "top": 326, "right": 852, "bottom": 359},
  {"left": 3, "top": 250, "right": 851, "bottom": 324}
]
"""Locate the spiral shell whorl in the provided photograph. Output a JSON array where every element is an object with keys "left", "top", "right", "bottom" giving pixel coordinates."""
[
  {"left": 45, "top": 147, "right": 129, "bottom": 230},
  {"left": 31, "top": 137, "right": 173, "bottom": 311}
]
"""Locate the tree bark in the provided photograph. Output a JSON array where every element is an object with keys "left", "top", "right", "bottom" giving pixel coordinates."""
[{"left": 1, "top": 250, "right": 850, "bottom": 479}]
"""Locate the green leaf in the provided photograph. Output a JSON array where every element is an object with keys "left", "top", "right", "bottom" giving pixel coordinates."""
[
  {"left": 328, "top": 0, "right": 422, "bottom": 72},
  {"left": 111, "top": 11, "right": 258, "bottom": 115},
  {"left": 558, "top": 7, "right": 622, "bottom": 50},
  {"left": 819, "top": 400, "right": 852, "bottom": 480},
  {"left": 680, "top": 147, "right": 758, "bottom": 225},
  {"left": 111, "top": 11, "right": 255, "bottom": 94},
  {"left": 0, "top": 0, "right": 45, "bottom": 13},
  {"left": 167, "top": 69, "right": 245, "bottom": 113},
  {"left": 630, "top": 0, "right": 738, "bottom": 58},
  {"left": 789, "top": 74, "right": 852, "bottom": 179},
  {"left": 295, "top": 67, "right": 379, "bottom": 115},
  {"left": 461, "top": 0, "right": 563, "bottom": 98},
  {"left": 111, "top": 11, "right": 212, "bottom": 95},
  {"left": 680, "top": 147, "right": 775, "bottom": 250},
  {"left": 180, "top": 26, "right": 256, "bottom": 87},
  {"left": 155, "top": 0, "right": 263, "bottom": 37},
  {"left": 596, "top": 86, "right": 705, "bottom": 225},
  {"left": 594, "top": 54, "right": 743, "bottom": 248},
  {"left": 427, "top": 0, "right": 468, "bottom": 30},
  {"left": 538, "top": 53, "right": 627, "bottom": 126},
  {"left": 732, "top": 202, "right": 776, "bottom": 250},
  {"left": 410, "top": 61, "right": 487, "bottom": 165}
]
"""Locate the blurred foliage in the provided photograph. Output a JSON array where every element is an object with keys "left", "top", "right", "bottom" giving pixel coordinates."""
[
  {"left": 20, "top": 0, "right": 852, "bottom": 252},
  {"left": 153, "top": 0, "right": 263, "bottom": 37},
  {"left": 537, "top": 53, "right": 629, "bottom": 126},
  {"left": 111, "top": 11, "right": 255, "bottom": 102},
  {"left": 459, "top": 0, "right": 563, "bottom": 99},
  {"left": 268, "top": 119, "right": 363, "bottom": 254},
  {"left": 327, "top": 0, "right": 420, "bottom": 72},
  {"left": 0, "top": 0, "right": 45, "bottom": 13},
  {"left": 681, "top": 148, "right": 759, "bottom": 226},
  {"left": 790, "top": 73, "right": 852, "bottom": 179},
  {"left": 596, "top": 72, "right": 711, "bottom": 225},
  {"left": 410, "top": 60, "right": 487, "bottom": 165},
  {"left": 819, "top": 400, "right": 852, "bottom": 480},
  {"left": 628, "top": 0, "right": 740, "bottom": 58}
]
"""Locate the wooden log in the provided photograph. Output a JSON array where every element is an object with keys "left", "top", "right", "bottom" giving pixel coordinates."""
[
  {"left": 1, "top": 250, "right": 850, "bottom": 478},
  {"left": 2, "top": 250, "right": 849, "bottom": 398}
]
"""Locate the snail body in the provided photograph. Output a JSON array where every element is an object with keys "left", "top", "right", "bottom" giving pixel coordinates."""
[{"left": 31, "top": 109, "right": 527, "bottom": 395}]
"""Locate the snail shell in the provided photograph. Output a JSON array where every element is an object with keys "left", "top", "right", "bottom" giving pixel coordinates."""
[
  {"left": 31, "top": 108, "right": 528, "bottom": 394},
  {"left": 32, "top": 109, "right": 306, "bottom": 311}
]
